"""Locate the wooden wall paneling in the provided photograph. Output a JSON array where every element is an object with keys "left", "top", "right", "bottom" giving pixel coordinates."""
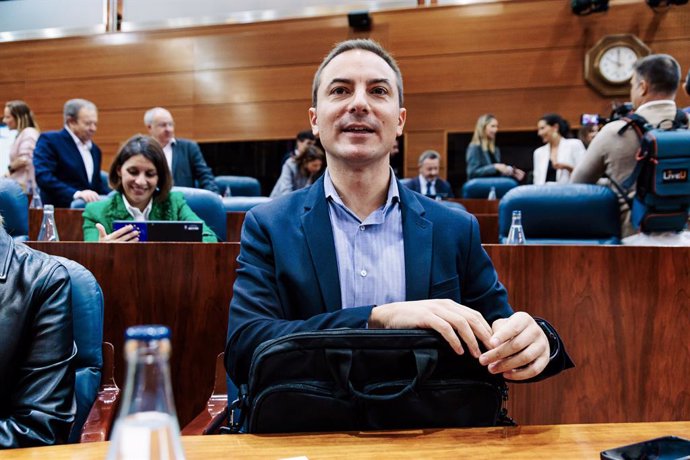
[
  {"left": 0, "top": 51, "right": 27, "bottom": 83},
  {"left": 0, "top": 82, "right": 26, "bottom": 105},
  {"left": 27, "top": 73, "right": 195, "bottom": 114},
  {"left": 26, "top": 242, "right": 240, "bottom": 427},
  {"left": 403, "top": 130, "right": 446, "bottom": 179},
  {"left": 24, "top": 35, "right": 196, "bottom": 81},
  {"left": 29, "top": 208, "right": 84, "bottom": 241},
  {"left": 484, "top": 245, "right": 690, "bottom": 425}
]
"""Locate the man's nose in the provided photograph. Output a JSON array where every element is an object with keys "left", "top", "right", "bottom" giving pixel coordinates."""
[{"left": 348, "top": 88, "right": 370, "bottom": 113}]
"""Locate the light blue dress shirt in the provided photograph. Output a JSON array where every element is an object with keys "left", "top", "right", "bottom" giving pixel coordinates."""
[{"left": 324, "top": 168, "right": 406, "bottom": 309}]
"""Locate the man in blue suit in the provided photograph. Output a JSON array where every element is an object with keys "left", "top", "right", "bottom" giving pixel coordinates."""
[
  {"left": 226, "top": 39, "right": 573, "bottom": 386},
  {"left": 144, "top": 107, "right": 219, "bottom": 194},
  {"left": 34, "top": 99, "right": 110, "bottom": 208},
  {"left": 404, "top": 150, "right": 455, "bottom": 198}
]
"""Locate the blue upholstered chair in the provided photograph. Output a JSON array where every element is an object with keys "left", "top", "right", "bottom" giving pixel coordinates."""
[
  {"left": 462, "top": 178, "right": 519, "bottom": 199},
  {"left": 215, "top": 175, "right": 262, "bottom": 197},
  {"left": 173, "top": 186, "right": 227, "bottom": 241},
  {"left": 498, "top": 184, "right": 622, "bottom": 244},
  {"left": 52, "top": 256, "right": 118, "bottom": 443},
  {"left": 0, "top": 178, "right": 29, "bottom": 241},
  {"left": 221, "top": 196, "right": 272, "bottom": 212}
]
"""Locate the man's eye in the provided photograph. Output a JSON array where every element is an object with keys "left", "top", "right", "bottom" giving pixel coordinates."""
[
  {"left": 330, "top": 87, "right": 349, "bottom": 95},
  {"left": 371, "top": 87, "right": 388, "bottom": 95}
]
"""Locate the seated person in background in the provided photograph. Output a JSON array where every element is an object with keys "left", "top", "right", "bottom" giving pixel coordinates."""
[
  {"left": 269, "top": 145, "right": 325, "bottom": 198},
  {"left": 577, "top": 123, "right": 599, "bottom": 149},
  {"left": 466, "top": 114, "right": 525, "bottom": 181},
  {"left": 34, "top": 99, "right": 110, "bottom": 207},
  {"left": 533, "top": 113, "right": 585, "bottom": 185},
  {"left": 3, "top": 100, "right": 40, "bottom": 193},
  {"left": 572, "top": 54, "right": 683, "bottom": 238},
  {"left": 82, "top": 135, "right": 217, "bottom": 242},
  {"left": 0, "top": 213, "right": 76, "bottom": 448},
  {"left": 682, "top": 69, "right": 690, "bottom": 115},
  {"left": 144, "top": 107, "right": 219, "bottom": 194},
  {"left": 281, "top": 130, "right": 316, "bottom": 165},
  {"left": 404, "top": 150, "right": 455, "bottom": 198},
  {"left": 227, "top": 38, "right": 573, "bottom": 387}
]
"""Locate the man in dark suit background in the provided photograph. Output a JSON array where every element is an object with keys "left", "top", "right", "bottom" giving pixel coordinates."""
[
  {"left": 144, "top": 107, "right": 219, "bottom": 194},
  {"left": 34, "top": 99, "right": 110, "bottom": 208},
  {"left": 226, "top": 39, "right": 572, "bottom": 386},
  {"left": 404, "top": 149, "right": 455, "bottom": 199}
]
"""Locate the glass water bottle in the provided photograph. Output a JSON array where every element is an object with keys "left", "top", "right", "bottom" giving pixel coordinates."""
[
  {"left": 106, "top": 325, "right": 185, "bottom": 460},
  {"left": 506, "top": 210, "right": 526, "bottom": 245},
  {"left": 37, "top": 204, "right": 59, "bottom": 241}
]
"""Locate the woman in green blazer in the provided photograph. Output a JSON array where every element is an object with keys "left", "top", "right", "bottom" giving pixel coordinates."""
[{"left": 83, "top": 135, "right": 217, "bottom": 242}]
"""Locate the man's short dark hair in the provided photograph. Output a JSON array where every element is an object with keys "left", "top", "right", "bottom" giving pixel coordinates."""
[
  {"left": 311, "top": 39, "right": 404, "bottom": 108},
  {"left": 684, "top": 69, "right": 690, "bottom": 96},
  {"left": 634, "top": 54, "right": 680, "bottom": 96},
  {"left": 418, "top": 150, "right": 441, "bottom": 166},
  {"left": 296, "top": 130, "right": 315, "bottom": 142}
]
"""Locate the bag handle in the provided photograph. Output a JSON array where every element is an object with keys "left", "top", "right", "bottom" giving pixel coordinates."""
[{"left": 325, "top": 348, "right": 438, "bottom": 402}]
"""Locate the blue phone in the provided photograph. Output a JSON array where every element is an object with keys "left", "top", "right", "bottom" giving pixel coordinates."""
[{"left": 112, "top": 221, "right": 148, "bottom": 241}]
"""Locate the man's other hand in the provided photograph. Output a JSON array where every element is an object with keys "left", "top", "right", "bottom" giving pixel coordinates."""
[
  {"left": 368, "top": 300, "right": 493, "bottom": 358},
  {"left": 75, "top": 190, "right": 101, "bottom": 202},
  {"left": 479, "top": 311, "right": 550, "bottom": 381}
]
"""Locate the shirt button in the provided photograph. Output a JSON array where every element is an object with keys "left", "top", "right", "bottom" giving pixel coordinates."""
[
  {"left": 359, "top": 225, "right": 365, "bottom": 231},
  {"left": 360, "top": 269, "right": 367, "bottom": 277}
]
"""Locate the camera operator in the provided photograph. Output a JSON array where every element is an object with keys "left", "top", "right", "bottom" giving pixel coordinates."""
[{"left": 571, "top": 54, "right": 683, "bottom": 237}]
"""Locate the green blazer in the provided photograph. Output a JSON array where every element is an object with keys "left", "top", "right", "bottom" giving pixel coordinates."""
[{"left": 82, "top": 191, "right": 218, "bottom": 242}]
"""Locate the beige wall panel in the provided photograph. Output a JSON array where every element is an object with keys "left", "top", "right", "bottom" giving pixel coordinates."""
[
  {"left": 404, "top": 130, "right": 447, "bottom": 179},
  {"left": 94, "top": 107, "right": 195, "bottom": 144},
  {"left": 26, "top": 73, "right": 195, "bottom": 114},
  {"left": 25, "top": 36, "right": 196, "bottom": 80},
  {"left": 194, "top": 66, "right": 313, "bottom": 105}
]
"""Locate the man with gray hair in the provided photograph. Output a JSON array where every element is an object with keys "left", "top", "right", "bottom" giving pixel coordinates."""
[
  {"left": 34, "top": 99, "right": 110, "bottom": 207},
  {"left": 572, "top": 54, "right": 684, "bottom": 237},
  {"left": 144, "top": 107, "right": 219, "bottom": 193},
  {"left": 403, "top": 149, "right": 455, "bottom": 198}
]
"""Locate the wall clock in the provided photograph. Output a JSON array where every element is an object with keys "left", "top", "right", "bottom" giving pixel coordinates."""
[{"left": 584, "top": 34, "right": 651, "bottom": 96}]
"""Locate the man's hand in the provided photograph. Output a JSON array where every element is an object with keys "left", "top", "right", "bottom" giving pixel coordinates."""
[
  {"left": 368, "top": 300, "right": 493, "bottom": 358},
  {"left": 96, "top": 223, "right": 139, "bottom": 243},
  {"left": 75, "top": 190, "right": 101, "bottom": 203},
  {"left": 511, "top": 167, "right": 526, "bottom": 181},
  {"left": 479, "top": 312, "right": 550, "bottom": 381}
]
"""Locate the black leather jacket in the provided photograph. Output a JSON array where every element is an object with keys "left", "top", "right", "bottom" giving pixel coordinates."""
[{"left": 0, "top": 227, "right": 76, "bottom": 448}]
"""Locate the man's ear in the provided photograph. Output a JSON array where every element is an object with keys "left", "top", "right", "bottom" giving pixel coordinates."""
[
  {"left": 396, "top": 108, "right": 407, "bottom": 137},
  {"left": 639, "top": 79, "right": 649, "bottom": 97},
  {"left": 309, "top": 108, "right": 319, "bottom": 137}
]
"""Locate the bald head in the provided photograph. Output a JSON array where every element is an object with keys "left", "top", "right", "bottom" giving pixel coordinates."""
[{"left": 144, "top": 107, "right": 175, "bottom": 147}]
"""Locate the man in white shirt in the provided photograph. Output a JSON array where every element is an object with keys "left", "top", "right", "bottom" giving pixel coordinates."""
[
  {"left": 571, "top": 54, "right": 682, "bottom": 237},
  {"left": 34, "top": 99, "right": 110, "bottom": 207},
  {"left": 144, "top": 107, "right": 219, "bottom": 194}
]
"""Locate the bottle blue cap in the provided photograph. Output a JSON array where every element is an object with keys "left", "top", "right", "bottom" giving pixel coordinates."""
[{"left": 125, "top": 325, "right": 171, "bottom": 341}]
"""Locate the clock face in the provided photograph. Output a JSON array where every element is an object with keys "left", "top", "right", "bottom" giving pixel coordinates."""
[{"left": 598, "top": 46, "right": 639, "bottom": 84}]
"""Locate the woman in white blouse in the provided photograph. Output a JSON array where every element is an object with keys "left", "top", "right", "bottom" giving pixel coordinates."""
[{"left": 532, "top": 113, "right": 585, "bottom": 185}]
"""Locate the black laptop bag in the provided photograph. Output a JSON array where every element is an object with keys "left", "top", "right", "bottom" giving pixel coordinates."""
[{"left": 229, "top": 329, "right": 512, "bottom": 433}]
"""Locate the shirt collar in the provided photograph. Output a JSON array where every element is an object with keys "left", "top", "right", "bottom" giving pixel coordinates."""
[
  {"left": 636, "top": 100, "right": 675, "bottom": 112},
  {"left": 121, "top": 194, "right": 153, "bottom": 221},
  {"left": 324, "top": 167, "right": 400, "bottom": 210},
  {"left": 163, "top": 137, "right": 177, "bottom": 149},
  {"left": 65, "top": 125, "right": 92, "bottom": 150}
]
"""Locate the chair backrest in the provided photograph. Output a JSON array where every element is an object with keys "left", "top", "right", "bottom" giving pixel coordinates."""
[
  {"left": 173, "top": 186, "right": 227, "bottom": 241},
  {"left": 498, "top": 184, "right": 622, "bottom": 244},
  {"left": 53, "top": 256, "right": 104, "bottom": 443},
  {"left": 215, "top": 175, "right": 262, "bottom": 197},
  {"left": 221, "top": 196, "right": 272, "bottom": 212},
  {"left": 462, "top": 178, "right": 519, "bottom": 199},
  {"left": 0, "top": 178, "right": 29, "bottom": 240}
]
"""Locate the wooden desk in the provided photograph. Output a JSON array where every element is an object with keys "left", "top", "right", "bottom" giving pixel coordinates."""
[
  {"left": 4, "top": 422, "right": 690, "bottom": 459},
  {"left": 27, "top": 242, "right": 240, "bottom": 427},
  {"left": 29, "top": 208, "right": 84, "bottom": 241},
  {"left": 452, "top": 198, "right": 499, "bottom": 214},
  {"left": 26, "top": 243, "right": 690, "bottom": 427}
]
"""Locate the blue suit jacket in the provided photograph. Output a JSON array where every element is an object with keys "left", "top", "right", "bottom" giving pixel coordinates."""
[
  {"left": 34, "top": 129, "right": 109, "bottom": 208},
  {"left": 405, "top": 176, "right": 455, "bottom": 198},
  {"left": 171, "top": 139, "right": 219, "bottom": 193},
  {"left": 226, "top": 175, "right": 571, "bottom": 384}
]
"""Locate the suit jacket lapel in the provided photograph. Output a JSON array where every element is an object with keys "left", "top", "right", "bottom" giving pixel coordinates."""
[
  {"left": 171, "top": 141, "right": 180, "bottom": 176},
  {"left": 301, "top": 177, "right": 342, "bottom": 312},
  {"left": 399, "top": 185, "right": 433, "bottom": 301}
]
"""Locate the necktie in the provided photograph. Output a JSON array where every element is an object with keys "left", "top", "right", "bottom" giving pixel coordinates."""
[{"left": 426, "top": 180, "right": 433, "bottom": 196}]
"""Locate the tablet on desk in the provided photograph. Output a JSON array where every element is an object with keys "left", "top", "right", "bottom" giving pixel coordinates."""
[{"left": 112, "top": 220, "right": 203, "bottom": 242}]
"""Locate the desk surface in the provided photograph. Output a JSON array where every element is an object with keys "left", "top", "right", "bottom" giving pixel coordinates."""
[{"left": 5, "top": 422, "right": 690, "bottom": 459}]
